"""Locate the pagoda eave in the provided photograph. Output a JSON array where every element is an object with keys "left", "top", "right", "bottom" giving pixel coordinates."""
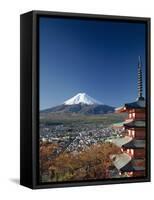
[
  {"left": 115, "top": 106, "right": 126, "bottom": 113},
  {"left": 124, "top": 120, "right": 146, "bottom": 128},
  {"left": 120, "top": 158, "right": 145, "bottom": 172},
  {"left": 109, "top": 136, "right": 133, "bottom": 148},
  {"left": 122, "top": 139, "right": 145, "bottom": 149}
]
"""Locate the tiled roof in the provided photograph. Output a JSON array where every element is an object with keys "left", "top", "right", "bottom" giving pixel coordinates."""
[
  {"left": 109, "top": 136, "right": 133, "bottom": 147},
  {"left": 113, "top": 119, "right": 132, "bottom": 128},
  {"left": 110, "top": 153, "right": 145, "bottom": 172},
  {"left": 115, "top": 98, "right": 145, "bottom": 112},
  {"left": 113, "top": 120, "right": 145, "bottom": 128},
  {"left": 110, "top": 153, "right": 131, "bottom": 170},
  {"left": 120, "top": 159, "right": 145, "bottom": 172},
  {"left": 122, "top": 139, "right": 145, "bottom": 148},
  {"left": 124, "top": 120, "right": 146, "bottom": 128},
  {"left": 125, "top": 99, "right": 145, "bottom": 109}
]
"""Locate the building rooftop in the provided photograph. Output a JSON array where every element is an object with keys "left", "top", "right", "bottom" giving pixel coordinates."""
[
  {"left": 113, "top": 119, "right": 133, "bottom": 128},
  {"left": 111, "top": 154, "right": 146, "bottom": 172},
  {"left": 115, "top": 98, "right": 145, "bottom": 113},
  {"left": 125, "top": 98, "right": 145, "bottom": 109},
  {"left": 110, "top": 153, "right": 131, "bottom": 170},
  {"left": 122, "top": 139, "right": 145, "bottom": 149},
  {"left": 113, "top": 119, "right": 145, "bottom": 128},
  {"left": 120, "top": 159, "right": 145, "bottom": 172},
  {"left": 125, "top": 120, "right": 146, "bottom": 128},
  {"left": 109, "top": 136, "right": 133, "bottom": 148}
]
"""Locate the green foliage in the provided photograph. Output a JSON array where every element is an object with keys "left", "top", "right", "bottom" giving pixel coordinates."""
[{"left": 40, "top": 112, "right": 126, "bottom": 127}]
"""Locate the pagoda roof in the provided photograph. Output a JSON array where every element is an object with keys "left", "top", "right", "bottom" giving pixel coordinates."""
[
  {"left": 111, "top": 153, "right": 146, "bottom": 172},
  {"left": 120, "top": 158, "right": 145, "bottom": 172},
  {"left": 120, "top": 161, "right": 134, "bottom": 172},
  {"left": 113, "top": 119, "right": 145, "bottom": 128},
  {"left": 110, "top": 153, "right": 131, "bottom": 170},
  {"left": 125, "top": 99, "right": 145, "bottom": 109},
  {"left": 124, "top": 120, "right": 146, "bottom": 128},
  {"left": 120, "top": 164, "right": 145, "bottom": 172},
  {"left": 113, "top": 119, "right": 133, "bottom": 128},
  {"left": 115, "top": 98, "right": 145, "bottom": 113},
  {"left": 109, "top": 136, "right": 133, "bottom": 148},
  {"left": 122, "top": 139, "right": 145, "bottom": 149},
  {"left": 112, "top": 121, "right": 124, "bottom": 128}
]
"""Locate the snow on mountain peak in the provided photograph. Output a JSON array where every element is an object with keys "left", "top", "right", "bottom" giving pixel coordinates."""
[{"left": 64, "top": 93, "right": 103, "bottom": 105}]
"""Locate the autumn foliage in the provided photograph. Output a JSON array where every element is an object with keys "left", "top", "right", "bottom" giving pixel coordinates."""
[{"left": 40, "top": 142, "right": 121, "bottom": 182}]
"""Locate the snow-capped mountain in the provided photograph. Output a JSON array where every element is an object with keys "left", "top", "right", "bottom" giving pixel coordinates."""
[
  {"left": 64, "top": 93, "right": 102, "bottom": 105},
  {"left": 42, "top": 92, "right": 115, "bottom": 115}
]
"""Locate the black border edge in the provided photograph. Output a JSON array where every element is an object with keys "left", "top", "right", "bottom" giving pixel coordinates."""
[
  {"left": 20, "top": 11, "right": 33, "bottom": 188},
  {"left": 32, "top": 11, "right": 38, "bottom": 189},
  {"left": 32, "top": 10, "right": 150, "bottom": 21},
  {"left": 20, "top": 10, "right": 151, "bottom": 189}
]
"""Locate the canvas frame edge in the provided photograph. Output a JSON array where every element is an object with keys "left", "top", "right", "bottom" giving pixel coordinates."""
[{"left": 20, "top": 10, "right": 151, "bottom": 189}]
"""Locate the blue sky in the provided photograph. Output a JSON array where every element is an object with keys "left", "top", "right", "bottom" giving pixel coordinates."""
[{"left": 39, "top": 17, "right": 146, "bottom": 110}]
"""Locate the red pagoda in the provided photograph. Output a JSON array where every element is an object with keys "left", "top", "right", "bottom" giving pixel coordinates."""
[{"left": 110, "top": 56, "right": 146, "bottom": 177}]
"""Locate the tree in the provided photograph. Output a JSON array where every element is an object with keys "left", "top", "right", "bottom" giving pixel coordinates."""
[{"left": 41, "top": 142, "right": 121, "bottom": 182}]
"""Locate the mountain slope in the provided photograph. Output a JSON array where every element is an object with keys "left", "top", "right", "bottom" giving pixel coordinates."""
[
  {"left": 42, "top": 104, "right": 114, "bottom": 114},
  {"left": 41, "top": 93, "right": 115, "bottom": 115}
]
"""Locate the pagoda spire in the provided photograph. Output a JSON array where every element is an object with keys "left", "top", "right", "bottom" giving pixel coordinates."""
[{"left": 137, "top": 56, "right": 144, "bottom": 100}]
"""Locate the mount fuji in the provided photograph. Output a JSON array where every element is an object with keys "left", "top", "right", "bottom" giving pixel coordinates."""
[
  {"left": 42, "top": 93, "right": 115, "bottom": 115},
  {"left": 64, "top": 93, "right": 102, "bottom": 105}
]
